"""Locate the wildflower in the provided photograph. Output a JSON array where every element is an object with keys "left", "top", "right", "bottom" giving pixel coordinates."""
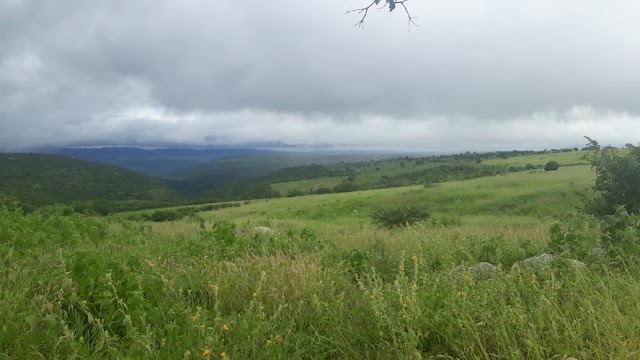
[
  {"left": 219, "top": 352, "right": 227, "bottom": 358},
  {"left": 463, "top": 272, "right": 473, "bottom": 282},
  {"left": 411, "top": 283, "right": 417, "bottom": 289},
  {"left": 411, "top": 255, "right": 418, "bottom": 261},
  {"left": 252, "top": 292, "right": 257, "bottom": 298},
  {"left": 399, "top": 264, "right": 405, "bottom": 271},
  {"left": 202, "top": 348, "right": 211, "bottom": 356},
  {"left": 222, "top": 324, "right": 229, "bottom": 331},
  {"left": 266, "top": 339, "right": 272, "bottom": 345},
  {"left": 199, "top": 324, "right": 205, "bottom": 330}
]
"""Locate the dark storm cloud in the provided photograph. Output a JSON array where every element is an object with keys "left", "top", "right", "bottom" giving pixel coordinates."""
[{"left": 1, "top": 0, "right": 640, "bottom": 150}]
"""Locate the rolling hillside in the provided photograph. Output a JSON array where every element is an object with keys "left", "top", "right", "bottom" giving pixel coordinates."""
[{"left": 0, "top": 154, "right": 184, "bottom": 210}]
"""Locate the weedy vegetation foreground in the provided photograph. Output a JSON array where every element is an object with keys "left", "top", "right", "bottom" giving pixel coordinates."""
[{"left": 3, "top": 165, "right": 640, "bottom": 359}]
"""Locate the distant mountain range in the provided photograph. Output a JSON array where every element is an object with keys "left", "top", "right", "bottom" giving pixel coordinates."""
[{"left": 38, "top": 147, "right": 279, "bottom": 176}]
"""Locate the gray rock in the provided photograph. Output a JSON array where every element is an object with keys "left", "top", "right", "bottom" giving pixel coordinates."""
[
  {"left": 512, "top": 253, "right": 586, "bottom": 272},
  {"left": 254, "top": 226, "right": 275, "bottom": 234},
  {"left": 588, "top": 247, "right": 607, "bottom": 257},
  {"left": 454, "top": 262, "right": 501, "bottom": 280}
]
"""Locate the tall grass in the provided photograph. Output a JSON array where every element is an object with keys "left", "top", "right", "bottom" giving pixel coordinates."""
[{"left": 4, "top": 167, "right": 640, "bottom": 359}]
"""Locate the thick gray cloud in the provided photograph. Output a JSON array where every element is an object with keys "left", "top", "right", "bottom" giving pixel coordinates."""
[{"left": 1, "top": 0, "right": 640, "bottom": 151}]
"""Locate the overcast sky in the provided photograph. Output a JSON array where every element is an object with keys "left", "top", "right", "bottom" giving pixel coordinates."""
[{"left": 1, "top": 0, "right": 640, "bottom": 152}]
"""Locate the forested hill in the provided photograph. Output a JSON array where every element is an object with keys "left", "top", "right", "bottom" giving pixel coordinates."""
[{"left": 0, "top": 153, "right": 184, "bottom": 211}]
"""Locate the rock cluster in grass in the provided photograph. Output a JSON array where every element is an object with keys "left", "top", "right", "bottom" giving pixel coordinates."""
[
  {"left": 454, "top": 253, "right": 587, "bottom": 281},
  {"left": 511, "top": 253, "right": 586, "bottom": 272}
]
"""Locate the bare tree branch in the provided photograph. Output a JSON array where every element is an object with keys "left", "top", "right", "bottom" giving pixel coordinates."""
[
  {"left": 346, "top": 0, "right": 418, "bottom": 29},
  {"left": 396, "top": 1, "right": 420, "bottom": 30},
  {"left": 345, "top": 0, "right": 385, "bottom": 29}
]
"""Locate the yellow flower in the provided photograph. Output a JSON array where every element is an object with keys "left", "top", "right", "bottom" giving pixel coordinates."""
[
  {"left": 202, "top": 348, "right": 211, "bottom": 356},
  {"left": 199, "top": 324, "right": 205, "bottom": 330},
  {"left": 411, "top": 283, "right": 417, "bottom": 289},
  {"left": 399, "top": 264, "right": 405, "bottom": 271},
  {"left": 411, "top": 255, "right": 418, "bottom": 261},
  {"left": 219, "top": 352, "right": 227, "bottom": 358},
  {"left": 266, "top": 339, "right": 272, "bottom": 345},
  {"left": 222, "top": 324, "right": 229, "bottom": 331}
]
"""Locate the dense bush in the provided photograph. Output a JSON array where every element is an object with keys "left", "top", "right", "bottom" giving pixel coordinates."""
[
  {"left": 544, "top": 160, "right": 560, "bottom": 171},
  {"left": 371, "top": 205, "right": 430, "bottom": 228},
  {"left": 547, "top": 213, "right": 600, "bottom": 258},
  {"left": 149, "top": 209, "right": 184, "bottom": 222},
  {"left": 286, "top": 189, "right": 306, "bottom": 197}
]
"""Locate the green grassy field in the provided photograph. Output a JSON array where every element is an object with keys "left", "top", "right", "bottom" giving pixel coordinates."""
[
  {"left": 268, "top": 150, "right": 592, "bottom": 196},
  {"left": 4, "top": 160, "right": 640, "bottom": 359}
]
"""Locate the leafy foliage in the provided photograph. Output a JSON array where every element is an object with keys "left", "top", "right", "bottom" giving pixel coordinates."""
[
  {"left": 583, "top": 137, "right": 640, "bottom": 215},
  {"left": 547, "top": 213, "right": 600, "bottom": 258},
  {"left": 601, "top": 206, "right": 640, "bottom": 259}
]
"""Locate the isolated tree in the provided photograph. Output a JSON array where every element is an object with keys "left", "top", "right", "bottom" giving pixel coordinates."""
[
  {"left": 347, "top": 0, "right": 418, "bottom": 28},
  {"left": 583, "top": 137, "right": 640, "bottom": 216}
]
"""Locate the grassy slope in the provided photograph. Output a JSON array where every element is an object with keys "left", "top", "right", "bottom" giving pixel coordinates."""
[
  {"left": 167, "top": 153, "right": 392, "bottom": 194},
  {"left": 270, "top": 150, "right": 591, "bottom": 195},
  {"left": 9, "top": 152, "right": 640, "bottom": 359}
]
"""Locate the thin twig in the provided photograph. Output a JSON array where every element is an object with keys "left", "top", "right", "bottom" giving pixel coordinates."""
[
  {"left": 346, "top": 0, "right": 385, "bottom": 29},
  {"left": 397, "top": 1, "right": 420, "bottom": 30},
  {"left": 346, "top": 0, "right": 418, "bottom": 29}
]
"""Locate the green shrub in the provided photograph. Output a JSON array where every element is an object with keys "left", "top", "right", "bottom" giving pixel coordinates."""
[
  {"left": 371, "top": 205, "right": 430, "bottom": 228},
  {"left": 286, "top": 189, "right": 306, "bottom": 197},
  {"left": 149, "top": 209, "right": 183, "bottom": 222},
  {"left": 341, "top": 248, "right": 369, "bottom": 280},
  {"left": 584, "top": 138, "right": 640, "bottom": 215},
  {"left": 547, "top": 213, "right": 600, "bottom": 258},
  {"left": 544, "top": 160, "right": 560, "bottom": 171}
]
